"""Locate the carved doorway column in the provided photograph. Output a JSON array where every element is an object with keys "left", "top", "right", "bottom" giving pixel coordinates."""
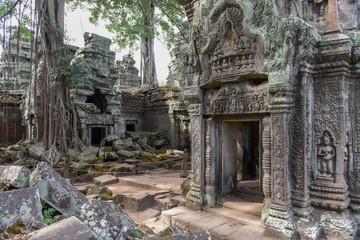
[
  {"left": 265, "top": 87, "right": 296, "bottom": 238},
  {"left": 186, "top": 103, "right": 205, "bottom": 205}
]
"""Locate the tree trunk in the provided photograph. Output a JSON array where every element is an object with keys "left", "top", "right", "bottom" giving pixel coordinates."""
[{"left": 140, "top": 0, "right": 158, "bottom": 87}]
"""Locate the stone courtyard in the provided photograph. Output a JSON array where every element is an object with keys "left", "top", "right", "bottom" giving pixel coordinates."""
[{"left": 0, "top": 0, "right": 360, "bottom": 239}]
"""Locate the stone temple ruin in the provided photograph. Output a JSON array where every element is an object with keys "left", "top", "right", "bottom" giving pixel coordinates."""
[
  {"left": 1, "top": 0, "right": 360, "bottom": 238},
  {"left": 176, "top": 0, "right": 360, "bottom": 239}
]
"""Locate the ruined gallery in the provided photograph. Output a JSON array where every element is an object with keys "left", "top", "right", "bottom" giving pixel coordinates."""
[{"left": 0, "top": 0, "right": 360, "bottom": 239}]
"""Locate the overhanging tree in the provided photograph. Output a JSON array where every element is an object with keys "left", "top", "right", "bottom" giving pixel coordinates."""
[{"left": 66, "top": 0, "right": 188, "bottom": 86}]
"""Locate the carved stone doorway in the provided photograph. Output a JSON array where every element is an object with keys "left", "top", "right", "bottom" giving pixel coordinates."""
[{"left": 221, "top": 120, "right": 261, "bottom": 195}]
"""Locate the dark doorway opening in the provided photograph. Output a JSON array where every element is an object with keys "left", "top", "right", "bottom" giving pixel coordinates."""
[
  {"left": 91, "top": 127, "right": 106, "bottom": 146},
  {"left": 221, "top": 121, "right": 260, "bottom": 194},
  {"left": 220, "top": 120, "right": 263, "bottom": 219},
  {"left": 86, "top": 89, "right": 106, "bottom": 113},
  {"left": 126, "top": 124, "right": 136, "bottom": 132}
]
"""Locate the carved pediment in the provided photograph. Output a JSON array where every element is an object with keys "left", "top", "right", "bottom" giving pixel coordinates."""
[{"left": 209, "top": 7, "right": 260, "bottom": 83}]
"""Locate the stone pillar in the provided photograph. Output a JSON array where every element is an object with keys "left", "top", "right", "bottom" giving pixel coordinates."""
[
  {"left": 186, "top": 103, "right": 204, "bottom": 205},
  {"left": 291, "top": 71, "right": 313, "bottom": 218},
  {"left": 204, "top": 117, "right": 216, "bottom": 207},
  {"left": 261, "top": 116, "right": 271, "bottom": 221},
  {"left": 80, "top": 119, "right": 87, "bottom": 143},
  {"left": 265, "top": 86, "right": 296, "bottom": 239}
]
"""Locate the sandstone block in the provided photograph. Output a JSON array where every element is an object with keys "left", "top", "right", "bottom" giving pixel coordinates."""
[
  {"left": 0, "top": 165, "right": 31, "bottom": 188},
  {"left": 27, "top": 142, "right": 45, "bottom": 159},
  {"left": 123, "top": 193, "right": 155, "bottom": 211},
  {"left": 0, "top": 187, "right": 44, "bottom": 229},
  {"left": 93, "top": 174, "right": 118, "bottom": 185},
  {"left": 117, "top": 149, "right": 138, "bottom": 158},
  {"left": 29, "top": 216, "right": 97, "bottom": 240},
  {"left": 29, "top": 162, "right": 88, "bottom": 216},
  {"left": 75, "top": 199, "right": 135, "bottom": 240}
]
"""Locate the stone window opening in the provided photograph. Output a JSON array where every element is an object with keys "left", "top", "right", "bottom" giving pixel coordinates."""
[
  {"left": 126, "top": 123, "right": 136, "bottom": 132},
  {"left": 86, "top": 89, "right": 107, "bottom": 113}
]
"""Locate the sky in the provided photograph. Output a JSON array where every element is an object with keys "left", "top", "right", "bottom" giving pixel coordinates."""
[{"left": 64, "top": 5, "right": 171, "bottom": 84}]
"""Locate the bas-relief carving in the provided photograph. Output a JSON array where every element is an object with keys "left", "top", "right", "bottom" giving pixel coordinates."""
[
  {"left": 317, "top": 131, "right": 336, "bottom": 178},
  {"left": 204, "top": 80, "right": 269, "bottom": 115}
]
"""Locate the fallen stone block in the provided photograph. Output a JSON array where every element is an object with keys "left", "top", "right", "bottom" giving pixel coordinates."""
[
  {"left": 117, "top": 149, "right": 139, "bottom": 158},
  {"left": 112, "top": 139, "right": 124, "bottom": 151},
  {"left": 29, "top": 216, "right": 97, "bottom": 240},
  {"left": 123, "top": 193, "right": 156, "bottom": 211},
  {"left": 153, "top": 139, "right": 166, "bottom": 147},
  {"left": 75, "top": 199, "right": 135, "bottom": 240},
  {"left": 78, "top": 146, "right": 99, "bottom": 162},
  {"left": 150, "top": 231, "right": 212, "bottom": 240},
  {"left": 155, "top": 225, "right": 184, "bottom": 238},
  {"left": 93, "top": 174, "right": 118, "bottom": 185},
  {"left": 110, "top": 163, "right": 136, "bottom": 176},
  {"left": 104, "top": 151, "right": 118, "bottom": 160},
  {"left": 4, "top": 149, "right": 24, "bottom": 162},
  {"left": 0, "top": 165, "right": 31, "bottom": 188},
  {"left": 27, "top": 142, "right": 46, "bottom": 159},
  {"left": 137, "top": 137, "right": 152, "bottom": 151},
  {"left": 0, "top": 187, "right": 44, "bottom": 229},
  {"left": 29, "top": 162, "right": 88, "bottom": 216}
]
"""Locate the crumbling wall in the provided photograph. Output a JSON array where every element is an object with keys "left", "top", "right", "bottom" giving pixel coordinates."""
[
  {"left": 0, "top": 93, "right": 23, "bottom": 146},
  {"left": 120, "top": 86, "right": 189, "bottom": 150}
]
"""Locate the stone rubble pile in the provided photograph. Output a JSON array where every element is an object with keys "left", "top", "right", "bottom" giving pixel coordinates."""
[
  {"left": 70, "top": 131, "right": 184, "bottom": 179},
  {"left": 0, "top": 161, "right": 135, "bottom": 239},
  {"left": 0, "top": 161, "right": 209, "bottom": 239}
]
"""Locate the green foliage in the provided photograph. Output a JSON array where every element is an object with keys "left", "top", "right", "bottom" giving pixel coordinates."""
[
  {"left": 0, "top": 213, "right": 6, "bottom": 239},
  {"left": 42, "top": 208, "right": 56, "bottom": 225},
  {"left": 0, "top": 0, "right": 33, "bottom": 41},
  {"left": 127, "top": 228, "right": 142, "bottom": 239},
  {"left": 66, "top": 0, "right": 188, "bottom": 50},
  {"left": 51, "top": 44, "right": 93, "bottom": 88}
]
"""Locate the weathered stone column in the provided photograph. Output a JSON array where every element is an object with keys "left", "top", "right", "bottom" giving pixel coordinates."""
[
  {"left": 265, "top": 86, "right": 296, "bottom": 239},
  {"left": 186, "top": 103, "right": 204, "bottom": 205},
  {"left": 204, "top": 117, "right": 216, "bottom": 207},
  {"left": 261, "top": 116, "right": 272, "bottom": 221},
  {"left": 291, "top": 70, "right": 313, "bottom": 219}
]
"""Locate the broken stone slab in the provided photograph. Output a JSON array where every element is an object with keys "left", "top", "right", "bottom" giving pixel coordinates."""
[
  {"left": 137, "top": 137, "right": 152, "bottom": 151},
  {"left": 155, "top": 225, "right": 184, "bottom": 238},
  {"left": 152, "top": 139, "right": 166, "bottom": 147},
  {"left": 93, "top": 174, "right": 119, "bottom": 185},
  {"left": 0, "top": 165, "right": 31, "bottom": 188},
  {"left": 140, "top": 151, "right": 157, "bottom": 159},
  {"left": 29, "top": 216, "right": 97, "bottom": 240},
  {"left": 112, "top": 139, "right": 124, "bottom": 151},
  {"left": 0, "top": 187, "right": 44, "bottom": 229},
  {"left": 27, "top": 142, "right": 46, "bottom": 159},
  {"left": 104, "top": 151, "right": 118, "bottom": 160},
  {"left": 78, "top": 146, "right": 99, "bottom": 162},
  {"left": 29, "top": 162, "right": 88, "bottom": 216},
  {"left": 110, "top": 164, "right": 136, "bottom": 177},
  {"left": 4, "top": 149, "right": 24, "bottom": 162},
  {"left": 75, "top": 199, "right": 135, "bottom": 240},
  {"left": 123, "top": 193, "right": 156, "bottom": 211},
  {"left": 149, "top": 231, "right": 212, "bottom": 240},
  {"left": 117, "top": 149, "right": 139, "bottom": 158},
  {"left": 104, "top": 134, "right": 119, "bottom": 144},
  {"left": 123, "top": 137, "right": 134, "bottom": 149}
]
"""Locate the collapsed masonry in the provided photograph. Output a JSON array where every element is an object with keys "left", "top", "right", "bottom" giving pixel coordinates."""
[
  {"left": 0, "top": 32, "right": 190, "bottom": 151},
  {"left": 177, "top": 0, "right": 360, "bottom": 239}
]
